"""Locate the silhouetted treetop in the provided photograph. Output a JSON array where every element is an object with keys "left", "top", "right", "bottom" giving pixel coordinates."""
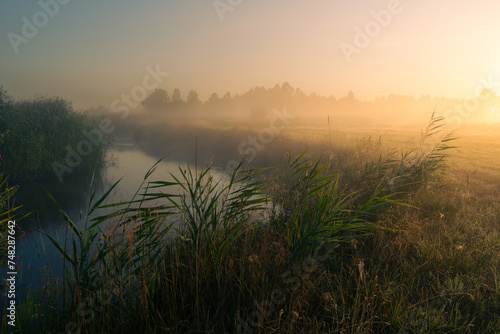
[
  {"left": 187, "top": 90, "right": 201, "bottom": 105},
  {"left": 207, "top": 92, "right": 219, "bottom": 104},
  {"left": 172, "top": 88, "right": 183, "bottom": 104},
  {"left": 142, "top": 89, "right": 170, "bottom": 112}
]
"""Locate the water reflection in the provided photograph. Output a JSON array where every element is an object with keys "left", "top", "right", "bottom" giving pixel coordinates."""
[{"left": 11, "top": 140, "right": 230, "bottom": 291}]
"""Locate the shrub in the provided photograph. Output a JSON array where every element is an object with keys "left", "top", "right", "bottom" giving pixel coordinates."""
[{"left": 0, "top": 86, "right": 111, "bottom": 182}]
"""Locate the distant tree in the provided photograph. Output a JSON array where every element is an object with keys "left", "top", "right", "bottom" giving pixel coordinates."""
[
  {"left": 171, "top": 88, "right": 183, "bottom": 104},
  {"left": 338, "top": 91, "right": 356, "bottom": 104},
  {"left": 294, "top": 87, "right": 307, "bottom": 98},
  {"left": 247, "top": 86, "right": 267, "bottom": 100},
  {"left": 387, "top": 94, "right": 415, "bottom": 104},
  {"left": 141, "top": 89, "right": 170, "bottom": 112},
  {"left": 0, "top": 85, "right": 13, "bottom": 112},
  {"left": 222, "top": 91, "right": 231, "bottom": 101},
  {"left": 347, "top": 91, "right": 355, "bottom": 100},
  {"left": 207, "top": 92, "right": 219, "bottom": 104},
  {"left": 281, "top": 82, "right": 294, "bottom": 95},
  {"left": 417, "top": 94, "right": 431, "bottom": 104},
  {"left": 269, "top": 83, "right": 287, "bottom": 105},
  {"left": 187, "top": 90, "right": 201, "bottom": 105},
  {"left": 327, "top": 95, "right": 338, "bottom": 103}
]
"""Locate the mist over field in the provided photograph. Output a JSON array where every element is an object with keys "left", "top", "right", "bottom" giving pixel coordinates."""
[
  {"left": 82, "top": 83, "right": 500, "bottom": 168},
  {"left": 1, "top": 1, "right": 500, "bottom": 333}
]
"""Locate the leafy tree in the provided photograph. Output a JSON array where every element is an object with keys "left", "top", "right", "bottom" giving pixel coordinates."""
[
  {"left": 0, "top": 85, "right": 13, "bottom": 111},
  {"left": 172, "top": 88, "right": 183, "bottom": 104},
  {"left": 281, "top": 82, "right": 294, "bottom": 95},
  {"left": 294, "top": 87, "right": 307, "bottom": 98},
  {"left": 141, "top": 89, "right": 170, "bottom": 112},
  {"left": 0, "top": 92, "right": 110, "bottom": 182},
  {"left": 207, "top": 92, "right": 219, "bottom": 104},
  {"left": 187, "top": 90, "right": 201, "bottom": 105}
]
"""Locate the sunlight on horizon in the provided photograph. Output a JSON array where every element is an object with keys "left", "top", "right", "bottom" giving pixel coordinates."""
[{"left": 0, "top": 0, "right": 500, "bottom": 123}]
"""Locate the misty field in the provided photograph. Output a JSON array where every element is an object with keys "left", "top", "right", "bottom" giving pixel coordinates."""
[
  {"left": 5, "top": 0, "right": 500, "bottom": 332},
  {"left": 3, "top": 112, "right": 499, "bottom": 334}
]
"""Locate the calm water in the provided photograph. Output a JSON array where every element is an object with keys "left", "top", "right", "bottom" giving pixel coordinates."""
[{"left": 9, "top": 139, "right": 230, "bottom": 293}]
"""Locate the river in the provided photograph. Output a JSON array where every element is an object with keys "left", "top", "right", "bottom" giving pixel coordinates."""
[{"left": 9, "top": 138, "right": 230, "bottom": 294}]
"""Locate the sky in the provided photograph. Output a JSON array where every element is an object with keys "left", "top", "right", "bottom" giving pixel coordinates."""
[{"left": 1, "top": 0, "right": 500, "bottom": 110}]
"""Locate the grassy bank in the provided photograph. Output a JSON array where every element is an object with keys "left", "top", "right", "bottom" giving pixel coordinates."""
[{"left": 5, "top": 115, "right": 500, "bottom": 333}]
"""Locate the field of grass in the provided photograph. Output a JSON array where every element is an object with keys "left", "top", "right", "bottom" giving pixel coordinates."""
[{"left": 2, "top": 115, "right": 500, "bottom": 333}]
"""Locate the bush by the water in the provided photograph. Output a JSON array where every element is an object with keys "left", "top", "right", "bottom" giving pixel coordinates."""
[{"left": 0, "top": 86, "right": 111, "bottom": 182}]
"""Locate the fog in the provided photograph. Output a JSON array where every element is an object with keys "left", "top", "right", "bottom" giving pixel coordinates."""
[{"left": 82, "top": 83, "right": 500, "bottom": 170}]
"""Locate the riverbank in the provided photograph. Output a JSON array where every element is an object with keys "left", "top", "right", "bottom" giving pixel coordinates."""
[{"left": 4, "top": 115, "right": 500, "bottom": 333}]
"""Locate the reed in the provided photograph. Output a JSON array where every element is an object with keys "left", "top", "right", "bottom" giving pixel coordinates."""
[
  {"left": 0, "top": 87, "right": 111, "bottom": 182},
  {"left": 0, "top": 136, "right": 29, "bottom": 281},
  {"left": 18, "top": 146, "right": 400, "bottom": 333},
  {"left": 8, "top": 112, "right": 500, "bottom": 333}
]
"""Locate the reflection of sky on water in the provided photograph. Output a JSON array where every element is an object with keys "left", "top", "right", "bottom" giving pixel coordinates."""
[{"left": 9, "top": 141, "right": 229, "bottom": 293}]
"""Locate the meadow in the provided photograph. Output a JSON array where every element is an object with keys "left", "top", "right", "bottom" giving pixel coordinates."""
[{"left": 3, "top": 112, "right": 499, "bottom": 333}]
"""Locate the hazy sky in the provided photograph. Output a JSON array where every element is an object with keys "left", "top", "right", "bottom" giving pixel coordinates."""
[{"left": 1, "top": 0, "right": 500, "bottom": 110}]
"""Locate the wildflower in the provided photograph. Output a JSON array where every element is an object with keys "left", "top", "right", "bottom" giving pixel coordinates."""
[
  {"left": 358, "top": 259, "right": 365, "bottom": 281},
  {"left": 248, "top": 254, "right": 258, "bottom": 263},
  {"left": 291, "top": 311, "right": 299, "bottom": 322},
  {"left": 321, "top": 292, "right": 334, "bottom": 302},
  {"left": 179, "top": 235, "right": 191, "bottom": 242}
]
